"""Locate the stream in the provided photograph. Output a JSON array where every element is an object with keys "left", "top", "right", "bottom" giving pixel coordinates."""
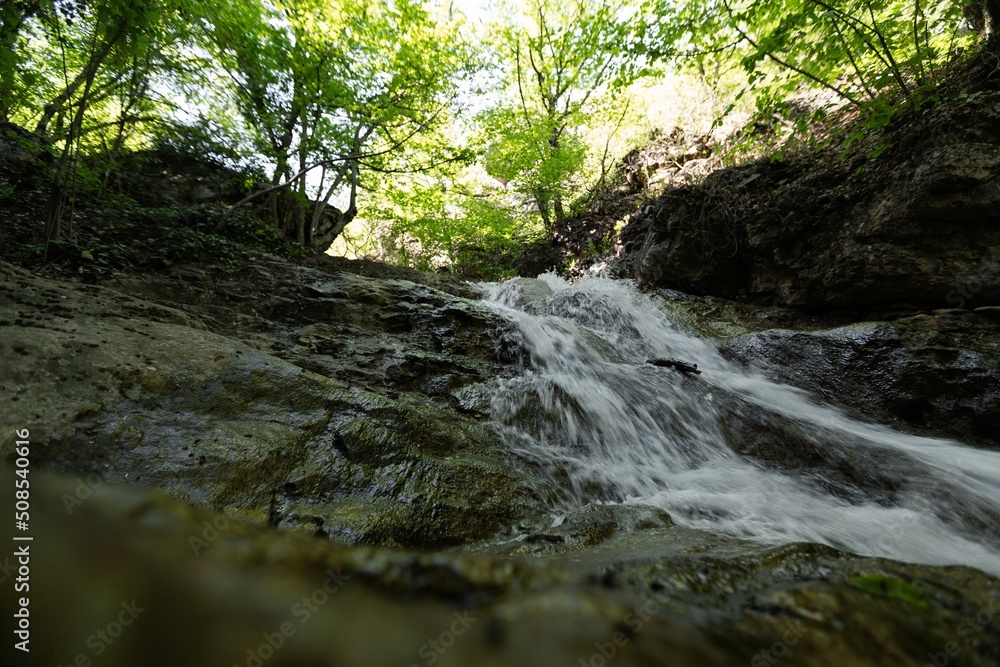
[{"left": 483, "top": 274, "right": 1000, "bottom": 576}]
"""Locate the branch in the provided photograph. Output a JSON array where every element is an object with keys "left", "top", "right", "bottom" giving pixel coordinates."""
[
  {"left": 514, "top": 40, "right": 533, "bottom": 125},
  {"left": 79, "top": 114, "right": 160, "bottom": 137},
  {"left": 802, "top": 0, "right": 900, "bottom": 90},
  {"left": 831, "top": 20, "right": 876, "bottom": 99},
  {"left": 358, "top": 151, "right": 469, "bottom": 174},
  {"left": 865, "top": 0, "right": 911, "bottom": 99},
  {"left": 912, "top": 0, "right": 927, "bottom": 84},
  {"left": 645, "top": 39, "right": 742, "bottom": 61},
  {"left": 212, "top": 104, "right": 446, "bottom": 234},
  {"left": 35, "top": 16, "right": 127, "bottom": 136},
  {"left": 721, "top": 0, "right": 863, "bottom": 108}
]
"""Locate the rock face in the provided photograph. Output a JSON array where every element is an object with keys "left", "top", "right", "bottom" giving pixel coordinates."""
[
  {"left": 0, "top": 258, "right": 545, "bottom": 547},
  {"left": 719, "top": 310, "right": 1000, "bottom": 450},
  {"left": 613, "top": 90, "right": 1000, "bottom": 309}
]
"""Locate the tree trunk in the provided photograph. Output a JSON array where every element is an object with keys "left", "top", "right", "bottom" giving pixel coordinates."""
[
  {"left": 295, "top": 179, "right": 307, "bottom": 246},
  {"left": 548, "top": 128, "right": 566, "bottom": 225},
  {"left": 309, "top": 163, "right": 350, "bottom": 250},
  {"left": 45, "top": 47, "right": 105, "bottom": 254},
  {"left": 536, "top": 193, "right": 552, "bottom": 229},
  {"left": 295, "top": 97, "right": 309, "bottom": 246},
  {"left": 309, "top": 162, "right": 358, "bottom": 254},
  {"left": 35, "top": 21, "right": 125, "bottom": 137},
  {"left": 553, "top": 196, "right": 565, "bottom": 224}
]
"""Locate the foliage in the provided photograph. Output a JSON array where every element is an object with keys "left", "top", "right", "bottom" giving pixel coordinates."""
[
  {"left": 1, "top": 0, "right": 995, "bottom": 274},
  {"left": 644, "top": 0, "right": 977, "bottom": 140},
  {"left": 2, "top": 0, "right": 210, "bottom": 249},
  {"left": 193, "top": 0, "right": 477, "bottom": 247},
  {"left": 1, "top": 0, "right": 477, "bottom": 255},
  {"left": 357, "top": 151, "right": 546, "bottom": 276},
  {"left": 355, "top": 0, "right": 660, "bottom": 276},
  {"left": 477, "top": 0, "right": 646, "bottom": 229}
]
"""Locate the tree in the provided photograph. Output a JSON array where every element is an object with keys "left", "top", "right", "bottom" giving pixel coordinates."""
[
  {"left": 481, "top": 0, "right": 644, "bottom": 229},
  {"left": 199, "top": 0, "right": 475, "bottom": 252},
  {"left": 18, "top": 0, "right": 198, "bottom": 251},
  {"left": 0, "top": 0, "right": 45, "bottom": 123}
]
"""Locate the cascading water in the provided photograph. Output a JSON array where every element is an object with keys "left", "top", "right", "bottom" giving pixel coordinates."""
[{"left": 483, "top": 274, "right": 1000, "bottom": 576}]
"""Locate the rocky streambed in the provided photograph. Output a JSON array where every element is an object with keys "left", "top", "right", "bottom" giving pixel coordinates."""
[{"left": 2, "top": 255, "right": 1000, "bottom": 666}]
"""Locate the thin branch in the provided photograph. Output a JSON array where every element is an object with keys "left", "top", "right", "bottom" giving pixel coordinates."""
[
  {"left": 865, "top": 0, "right": 911, "bottom": 98},
  {"left": 513, "top": 39, "right": 533, "bottom": 125},
  {"left": 213, "top": 104, "right": 444, "bottom": 233},
  {"left": 646, "top": 39, "right": 742, "bottom": 60},
  {"left": 721, "top": 0, "right": 863, "bottom": 107},
  {"left": 594, "top": 96, "right": 631, "bottom": 197},
  {"left": 831, "top": 19, "right": 876, "bottom": 99},
  {"left": 803, "top": 0, "right": 896, "bottom": 76},
  {"left": 911, "top": 0, "right": 927, "bottom": 84},
  {"left": 358, "top": 152, "right": 468, "bottom": 174}
]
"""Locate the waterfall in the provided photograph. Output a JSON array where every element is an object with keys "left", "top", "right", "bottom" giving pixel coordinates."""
[{"left": 483, "top": 274, "right": 1000, "bottom": 576}]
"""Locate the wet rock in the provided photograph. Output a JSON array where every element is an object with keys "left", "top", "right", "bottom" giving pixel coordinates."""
[
  {"left": 975, "top": 305, "right": 1000, "bottom": 318},
  {"left": 716, "top": 393, "right": 915, "bottom": 505},
  {"left": 719, "top": 315, "right": 1000, "bottom": 449},
  {"left": 505, "top": 505, "right": 675, "bottom": 555},
  {"left": 100, "top": 256, "right": 515, "bottom": 403},
  {"left": 646, "top": 358, "right": 701, "bottom": 374},
  {"left": 489, "top": 277, "right": 556, "bottom": 311},
  {"left": 0, "top": 260, "right": 541, "bottom": 548},
  {"left": 6, "top": 252, "right": 1000, "bottom": 667}
]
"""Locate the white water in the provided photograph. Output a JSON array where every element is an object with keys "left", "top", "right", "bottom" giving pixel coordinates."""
[{"left": 483, "top": 274, "right": 1000, "bottom": 576}]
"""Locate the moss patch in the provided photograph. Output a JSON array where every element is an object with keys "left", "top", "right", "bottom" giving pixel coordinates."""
[{"left": 850, "top": 573, "right": 929, "bottom": 608}]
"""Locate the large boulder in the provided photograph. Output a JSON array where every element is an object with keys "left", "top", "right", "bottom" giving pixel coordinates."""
[
  {"left": 719, "top": 310, "right": 1000, "bottom": 449},
  {"left": 613, "top": 90, "right": 1000, "bottom": 309}
]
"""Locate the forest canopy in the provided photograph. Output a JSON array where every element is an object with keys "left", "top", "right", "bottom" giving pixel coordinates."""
[{"left": 0, "top": 0, "right": 991, "bottom": 271}]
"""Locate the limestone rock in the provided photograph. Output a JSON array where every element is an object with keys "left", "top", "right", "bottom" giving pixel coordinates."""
[{"left": 0, "top": 260, "right": 543, "bottom": 548}]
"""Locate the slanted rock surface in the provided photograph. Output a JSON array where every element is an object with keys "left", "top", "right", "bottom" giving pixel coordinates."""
[
  {"left": 9, "top": 466, "right": 1000, "bottom": 667},
  {"left": 0, "top": 258, "right": 545, "bottom": 547}
]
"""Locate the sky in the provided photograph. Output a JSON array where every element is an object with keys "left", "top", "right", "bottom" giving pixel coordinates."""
[{"left": 450, "top": 0, "right": 492, "bottom": 30}]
